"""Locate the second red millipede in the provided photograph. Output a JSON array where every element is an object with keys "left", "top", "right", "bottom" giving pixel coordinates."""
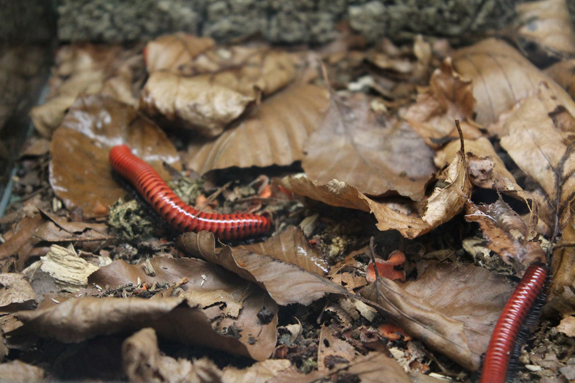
[
  {"left": 109, "top": 144, "right": 272, "bottom": 240},
  {"left": 480, "top": 263, "right": 547, "bottom": 383}
]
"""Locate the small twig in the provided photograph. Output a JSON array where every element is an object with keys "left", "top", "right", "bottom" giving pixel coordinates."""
[{"left": 368, "top": 237, "right": 380, "bottom": 280}]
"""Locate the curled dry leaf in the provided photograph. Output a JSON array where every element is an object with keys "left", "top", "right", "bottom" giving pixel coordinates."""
[
  {"left": 405, "top": 58, "right": 483, "bottom": 145},
  {"left": 34, "top": 209, "right": 112, "bottom": 243},
  {"left": 14, "top": 293, "right": 274, "bottom": 361},
  {"left": 187, "top": 84, "right": 330, "bottom": 174},
  {"left": 282, "top": 144, "right": 471, "bottom": 240},
  {"left": 140, "top": 71, "right": 255, "bottom": 138},
  {"left": 50, "top": 94, "right": 181, "bottom": 218},
  {"left": 303, "top": 92, "right": 435, "bottom": 200},
  {"left": 465, "top": 200, "right": 546, "bottom": 268},
  {"left": 144, "top": 33, "right": 216, "bottom": 73},
  {"left": 89, "top": 256, "right": 278, "bottom": 360},
  {"left": 493, "top": 84, "right": 575, "bottom": 230},
  {"left": 451, "top": 38, "right": 575, "bottom": 126},
  {"left": 123, "top": 327, "right": 223, "bottom": 383},
  {"left": 362, "top": 261, "right": 513, "bottom": 371},
  {"left": 435, "top": 137, "right": 525, "bottom": 197},
  {"left": 0, "top": 274, "right": 37, "bottom": 313},
  {"left": 515, "top": 0, "right": 575, "bottom": 61},
  {"left": 177, "top": 231, "right": 348, "bottom": 306},
  {"left": 30, "top": 44, "right": 142, "bottom": 137}
]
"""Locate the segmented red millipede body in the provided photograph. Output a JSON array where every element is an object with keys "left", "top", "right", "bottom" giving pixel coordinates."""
[
  {"left": 480, "top": 263, "right": 547, "bottom": 383},
  {"left": 109, "top": 145, "right": 271, "bottom": 240}
]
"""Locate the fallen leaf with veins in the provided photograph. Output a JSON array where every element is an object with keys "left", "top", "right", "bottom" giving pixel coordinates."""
[
  {"left": 303, "top": 92, "right": 435, "bottom": 200},
  {"left": 30, "top": 44, "right": 143, "bottom": 137},
  {"left": 405, "top": 58, "right": 483, "bottom": 146},
  {"left": 435, "top": 137, "right": 526, "bottom": 198},
  {"left": 50, "top": 94, "right": 181, "bottom": 218},
  {"left": 144, "top": 33, "right": 216, "bottom": 73},
  {"left": 177, "top": 231, "right": 348, "bottom": 306},
  {"left": 0, "top": 274, "right": 37, "bottom": 313},
  {"left": 362, "top": 261, "right": 513, "bottom": 371},
  {"left": 187, "top": 84, "right": 330, "bottom": 174},
  {"left": 494, "top": 84, "right": 575, "bottom": 230},
  {"left": 451, "top": 38, "right": 575, "bottom": 126},
  {"left": 465, "top": 200, "right": 546, "bottom": 269},
  {"left": 140, "top": 71, "right": 256, "bottom": 137},
  {"left": 515, "top": 0, "right": 575, "bottom": 62}
]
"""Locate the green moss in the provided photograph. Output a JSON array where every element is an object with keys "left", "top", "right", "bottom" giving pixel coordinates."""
[{"left": 108, "top": 199, "right": 155, "bottom": 241}]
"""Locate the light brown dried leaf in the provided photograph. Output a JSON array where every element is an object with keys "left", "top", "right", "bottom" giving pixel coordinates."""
[
  {"left": 177, "top": 231, "right": 348, "bottom": 306},
  {"left": 495, "top": 84, "right": 575, "bottom": 230},
  {"left": 317, "top": 326, "right": 356, "bottom": 371},
  {"left": 465, "top": 200, "right": 546, "bottom": 268},
  {"left": 123, "top": 328, "right": 222, "bottom": 383},
  {"left": 557, "top": 316, "right": 575, "bottom": 337},
  {"left": 550, "top": 217, "right": 575, "bottom": 301},
  {"left": 140, "top": 71, "right": 255, "bottom": 138},
  {"left": 30, "top": 44, "right": 142, "bottom": 137},
  {"left": 405, "top": 58, "right": 483, "bottom": 146},
  {"left": 545, "top": 59, "right": 575, "bottom": 99},
  {"left": 33, "top": 210, "right": 112, "bottom": 243},
  {"left": 435, "top": 137, "right": 525, "bottom": 197},
  {"left": 516, "top": 0, "right": 575, "bottom": 60},
  {"left": 303, "top": 92, "right": 434, "bottom": 200},
  {"left": 186, "top": 84, "right": 329, "bottom": 174},
  {"left": 144, "top": 33, "right": 216, "bottom": 73},
  {"left": 362, "top": 262, "right": 513, "bottom": 371},
  {"left": 0, "top": 274, "right": 37, "bottom": 313},
  {"left": 237, "top": 226, "right": 328, "bottom": 275},
  {"left": 50, "top": 94, "right": 180, "bottom": 218},
  {"left": 222, "top": 359, "right": 292, "bottom": 383},
  {"left": 451, "top": 38, "right": 575, "bottom": 126}
]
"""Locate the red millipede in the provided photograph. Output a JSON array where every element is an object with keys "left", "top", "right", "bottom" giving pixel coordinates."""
[
  {"left": 480, "top": 263, "right": 547, "bottom": 383},
  {"left": 109, "top": 144, "right": 272, "bottom": 240}
]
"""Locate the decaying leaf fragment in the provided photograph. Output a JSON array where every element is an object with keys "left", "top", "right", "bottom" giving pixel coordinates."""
[
  {"left": 405, "top": 58, "right": 483, "bottom": 146},
  {"left": 177, "top": 230, "right": 348, "bottom": 306},
  {"left": 515, "top": 0, "right": 575, "bottom": 61},
  {"left": 187, "top": 84, "right": 330, "bottom": 174},
  {"left": 140, "top": 71, "right": 256, "bottom": 138},
  {"left": 362, "top": 261, "right": 513, "bottom": 371},
  {"left": 0, "top": 274, "right": 37, "bottom": 313},
  {"left": 39, "top": 245, "right": 99, "bottom": 293},
  {"left": 50, "top": 94, "right": 181, "bottom": 218},
  {"left": 144, "top": 33, "right": 216, "bottom": 73},
  {"left": 303, "top": 92, "right": 435, "bottom": 200},
  {"left": 465, "top": 200, "right": 546, "bottom": 268},
  {"left": 452, "top": 38, "right": 575, "bottom": 126}
]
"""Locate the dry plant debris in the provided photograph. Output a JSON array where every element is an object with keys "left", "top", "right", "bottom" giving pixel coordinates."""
[{"left": 4, "top": 2, "right": 575, "bottom": 380}]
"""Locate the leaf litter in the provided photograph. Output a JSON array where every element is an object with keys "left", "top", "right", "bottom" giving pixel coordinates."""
[{"left": 5, "top": 7, "right": 575, "bottom": 380}]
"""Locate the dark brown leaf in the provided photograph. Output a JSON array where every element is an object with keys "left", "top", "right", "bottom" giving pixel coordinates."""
[
  {"left": 303, "top": 92, "right": 435, "bottom": 200},
  {"left": 50, "top": 94, "right": 181, "bottom": 218},
  {"left": 177, "top": 231, "right": 348, "bottom": 306},
  {"left": 0, "top": 214, "right": 44, "bottom": 260},
  {"left": 186, "top": 84, "right": 330, "bottom": 174}
]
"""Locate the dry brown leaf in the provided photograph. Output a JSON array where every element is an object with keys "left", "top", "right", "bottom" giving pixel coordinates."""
[
  {"left": 123, "top": 328, "right": 223, "bottom": 383},
  {"left": 177, "top": 231, "right": 348, "bottom": 306},
  {"left": 273, "top": 352, "right": 411, "bottom": 383},
  {"left": 362, "top": 261, "right": 513, "bottom": 371},
  {"left": 545, "top": 60, "right": 575, "bottom": 99},
  {"left": 0, "top": 274, "right": 37, "bottom": 313},
  {"left": 451, "top": 38, "right": 575, "bottom": 126},
  {"left": 405, "top": 58, "right": 483, "bottom": 146},
  {"left": 237, "top": 226, "right": 328, "bottom": 275},
  {"left": 14, "top": 293, "right": 274, "bottom": 361},
  {"left": 303, "top": 92, "right": 435, "bottom": 200},
  {"left": 515, "top": 0, "right": 575, "bottom": 61},
  {"left": 435, "top": 137, "right": 525, "bottom": 197},
  {"left": 557, "top": 316, "right": 575, "bottom": 337},
  {"left": 222, "top": 359, "right": 292, "bottom": 383},
  {"left": 465, "top": 200, "right": 546, "bottom": 268},
  {"left": 493, "top": 84, "right": 575, "bottom": 230},
  {"left": 186, "top": 84, "right": 330, "bottom": 174},
  {"left": 50, "top": 94, "right": 181, "bottom": 218},
  {"left": 550, "top": 216, "right": 575, "bottom": 301},
  {"left": 282, "top": 150, "right": 471, "bottom": 239},
  {"left": 144, "top": 33, "right": 216, "bottom": 73},
  {"left": 30, "top": 44, "right": 142, "bottom": 137},
  {"left": 317, "top": 326, "right": 356, "bottom": 371},
  {"left": 0, "top": 360, "right": 45, "bottom": 383},
  {"left": 0, "top": 214, "right": 44, "bottom": 260},
  {"left": 33, "top": 210, "right": 112, "bottom": 243},
  {"left": 140, "top": 71, "right": 256, "bottom": 138}
]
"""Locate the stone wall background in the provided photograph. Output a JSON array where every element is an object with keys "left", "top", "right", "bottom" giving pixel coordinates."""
[{"left": 52, "top": 0, "right": 524, "bottom": 45}]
